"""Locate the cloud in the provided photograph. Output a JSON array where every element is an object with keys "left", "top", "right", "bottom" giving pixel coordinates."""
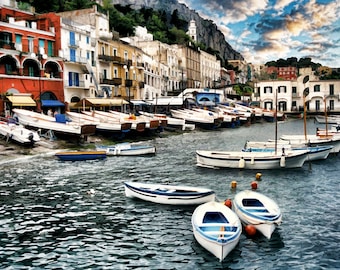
[{"left": 180, "top": 0, "right": 269, "bottom": 24}]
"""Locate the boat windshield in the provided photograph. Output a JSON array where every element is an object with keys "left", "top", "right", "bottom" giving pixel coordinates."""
[
  {"left": 203, "top": 212, "right": 228, "bottom": 223},
  {"left": 242, "top": 199, "right": 264, "bottom": 207}
]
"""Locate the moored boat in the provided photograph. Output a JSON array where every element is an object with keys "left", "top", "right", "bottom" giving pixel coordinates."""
[
  {"left": 55, "top": 150, "right": 107, "bottom": 161},
  {"left": 97, "top": 142, "right": 156, "bottom": 156},
  {"left": 232, "top": 190, "right": 282, "bottom": 239},
  {"left": 192, "top": 201, "right": 242, "bottom": 261},
  {"left": 0, "top": 118, "right": 40, "bottom": 145},
  {"left": 13, "top": 109, "right": 96, "bottom": 138},
  {"left": 244, "top": 140, "right": 333, "bottom": 161},
  {"left": 124, "top": 182, "right": 215, "bottom": 205},
  {"left": 196, "top": 149, "right": 309, "bottom": 169}
]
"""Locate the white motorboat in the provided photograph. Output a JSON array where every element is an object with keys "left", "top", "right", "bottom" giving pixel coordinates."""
[
  {"left": 12, "top": 109, "right": 96, "bottom": 137},
  {"left": 138, "top": 111, "right": 195, "bottom": 131},
  {"left": 233, "top": 190, "right": 282, "bottom": 239},
  {"left": 0, "top": 119, "right": 40, "bottom": 145},
  {"left": 244, "top": 140, "right": 333, "bottom": 161},
  {"left": 192, "top": 201, "right": 242, "bottom": 261},
  {"left": 82, "top": 110, "right": 146, "bottom": 133},
  {"left": 66, "top": 111, "right": 131, "bottom": 133},
  {"left": 280, "top": 134, "right": 340, "bottom": 153},
  {"left": 97, "top": 142, "right": 156, "bottom": 156},
  {"left": 196, "top": 149, "right": 309, "bottom": 169},
  {"left": 124, "top": 182, "right": 215, "bottom": 205},
  {"left": 170, "top": 108, "right": 222, "bottom": 130}
]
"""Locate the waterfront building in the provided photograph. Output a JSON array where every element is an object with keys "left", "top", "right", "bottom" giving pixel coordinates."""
[
  {"left": 0, "top": 4, "right": 65, "bottom": 115},
  {"left": 252, "top": 67, "right": 340, "bottom": 113}
]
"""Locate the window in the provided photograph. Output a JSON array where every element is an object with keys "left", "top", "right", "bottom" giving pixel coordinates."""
[
  {"left": 47, "top": 41, "right": 53, "bottom": 56},
  {"left": 329, "top": 100, "right": 334, "bottom": 110},
  {"left": 292, "top": 86, "right": 297, "bottom": 94},
  {"left": 314, "top": 85, "right": 320, "bottom": 92},
  {"left": 69, "top": 32, "right": 75, "bottom": 46},
  {"left": 15, "top": 34, "right": 22, "bottom": 50},
  {"left": 114, "top": 67, "right": 118, "bottom": 78},
  {"left": 70, "top": 49, "right": 76, "bottom": 62},
  {"left": 28, "top": 37, "right": 34, "bottom": 52},
  {"left": 86, "top": 36, "right": 90, "bottom": 44},
  {"left": 278, "top": 86, "right": 286, "bottom": 93},
  {"left": 68, "top": 72, "right": 79, "bottom": 86},
  {"left": 113, "top": 48, "right": 117, "bottom": 56},
  {"left": 38, "top": 39, "right": 44, "bottom": 52},
  {"left": 315, "top": 100, "right": 320, "bottom": 111},
  {"left": 329, "top": 84, "right": 334, "bottom": 95}
]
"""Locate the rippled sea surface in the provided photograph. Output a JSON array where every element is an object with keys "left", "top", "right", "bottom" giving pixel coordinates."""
[{"left": 0, "top": 118, "right": 339, "bottom": 269}]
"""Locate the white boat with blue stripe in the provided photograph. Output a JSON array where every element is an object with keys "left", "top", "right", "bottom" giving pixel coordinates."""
[
  {"left": 233, "top": 190, "right": 282, "bottom": 239},
  {"left": 124, "top": 182, "right": 215, "bottom": 205},
  {"left": 192, "top": 201, "right": 242, "bottom": 261}
]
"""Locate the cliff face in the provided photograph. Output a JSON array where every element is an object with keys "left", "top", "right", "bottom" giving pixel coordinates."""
[{"left": 110, "top": 0, "right": 243, "bottom": 62}]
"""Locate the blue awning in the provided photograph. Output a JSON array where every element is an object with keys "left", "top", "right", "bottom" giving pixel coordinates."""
[{"left": 41, "top": 100, "right": 65, "bottom": 107}]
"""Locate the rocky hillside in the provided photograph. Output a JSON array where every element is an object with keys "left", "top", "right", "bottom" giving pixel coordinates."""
[{"left": 110, "top": 0, "right": 243, "bottom": 62}]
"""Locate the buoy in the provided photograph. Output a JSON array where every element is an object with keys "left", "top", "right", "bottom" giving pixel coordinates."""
[
  {"left": 280, "top": 155, "right": 286, "bottom": 167},
  {"left": 251, "top": 181, "right": 258, "bottom": 190},
  {"left": 238, "top": 157, "right": 245, "bottom": 168},
  {"left": 245, "top": 225, "right": 257, "bottom": 237},
  {"left": 230, "top": 180, "right": 237, "bottom": 189},
  {"left": 224, "top": 199, "right": 232, "bottom": 209},
  {"left": 255, "top": 173, "right": 262, "bottom": 180}
]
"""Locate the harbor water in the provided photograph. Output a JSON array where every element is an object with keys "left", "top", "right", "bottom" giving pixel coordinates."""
[{"left": 0, "top": 118, "right": 339, "bottom": 269}]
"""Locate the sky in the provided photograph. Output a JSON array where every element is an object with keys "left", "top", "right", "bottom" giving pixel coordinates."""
[{"left": 178, "top": 0, "right": 339, "bottom": 67}]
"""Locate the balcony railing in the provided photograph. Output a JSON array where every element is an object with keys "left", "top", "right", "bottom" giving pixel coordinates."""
[
  {"left": 125, "top": 79, "right": 133, "bottom": 87},
  {"left": 100, "top": 78, "right": 122, "bottom": 85}
]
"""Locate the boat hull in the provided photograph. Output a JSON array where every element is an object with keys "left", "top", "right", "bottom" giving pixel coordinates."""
[
  {"left": 233, "top": 190, "right": 282, "bottom": 239},
  {"left": 0, "top": 120, "right": 40, "bottom": 145},
  {"left": 192, "top": 201, "right": 242, "bottom": 261},
  {"left": 196, "top": 150, "right": 308, "bottom": 169},
  {"left": 124, "top": 182, "right": 215, "bottom": 205},
  {"left": 55, "top": 151, "right": 107, "bottom": 161},
  {"left": 97, "top": 143, "right": 156, "bottom": 156}
]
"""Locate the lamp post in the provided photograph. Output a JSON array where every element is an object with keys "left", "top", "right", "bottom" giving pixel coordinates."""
[{"left": 123, "top": 64, "right": 134, "bottom": 112}]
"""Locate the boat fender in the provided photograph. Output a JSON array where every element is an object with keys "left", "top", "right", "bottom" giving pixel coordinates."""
[
  {"left": 255, "top": 173, "right": 262, "bottom": 180},
  {"left": 224, "top": 199, "right": 232, "bottom": 209},
  {"left": 230, "top": 180, "right": 237, "bottom": 189},
  {"left": 245, "top": 225, "right": 257, "bottom": 237},
  {"left": 280, "top": 155, "right": 286, "bottom": 167},
  {"left": 251, "top": 181, "right": 258, "bottom": 190},
  {"left": 238, "top": 157, "right": 245, "bottom": 168},
  {"left": 251, "top": 156, "right": 255, "bottom": 164}
]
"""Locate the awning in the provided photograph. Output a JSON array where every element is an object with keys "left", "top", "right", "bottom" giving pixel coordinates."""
[
  {"left": 74, "top": 98, "right": 129, "bottom": 107},
  {"left": 41, "top": 100, "right": 65, "bottom": 107},
  {"left": 7, "top": 95, "right": 36, "bottom": 106},
  {"left": 148, "top": 97, "right": 183, "bottom": 106}
]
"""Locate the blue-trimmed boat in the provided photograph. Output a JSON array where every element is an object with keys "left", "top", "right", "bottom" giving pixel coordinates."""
[
  {"left": 55, "top": 150, "right": 107, "bottom": 161},
  {"left": 192, "top": 201, "right": 242, "bottom": 261},
  {"left": 232, "top": 190, "right": 282, "bottom": 239},
  {"left": 124, "top": 182, "right": 215, "bottom": 205}
]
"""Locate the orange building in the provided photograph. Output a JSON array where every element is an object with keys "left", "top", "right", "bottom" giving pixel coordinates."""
[{"left": 0, "top": 6, "right": 64, "bottom": 115}]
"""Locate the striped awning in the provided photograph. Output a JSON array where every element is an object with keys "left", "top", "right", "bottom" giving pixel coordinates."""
[{"left": 7, "top": 95, "right": 36, "bottom": 106}]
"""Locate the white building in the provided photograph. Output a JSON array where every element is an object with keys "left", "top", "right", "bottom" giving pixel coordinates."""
[{"left": 253, "top": 68, "right": 340, "bottom": 113}]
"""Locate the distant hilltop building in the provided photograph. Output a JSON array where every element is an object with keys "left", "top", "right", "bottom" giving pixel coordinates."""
[{"left": 187, "top": 20, "right": 197, "bottom": 42}]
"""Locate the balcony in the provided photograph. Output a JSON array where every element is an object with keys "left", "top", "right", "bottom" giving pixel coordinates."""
[
  {"left": 100, "top": 78, "right": 122, "bottom": 85},
  {"left": 125, "top": 79, "right": 133, "bottom": 87},
  {"left": 98, "top": 54, "right": 114, "bottom": 61}
]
